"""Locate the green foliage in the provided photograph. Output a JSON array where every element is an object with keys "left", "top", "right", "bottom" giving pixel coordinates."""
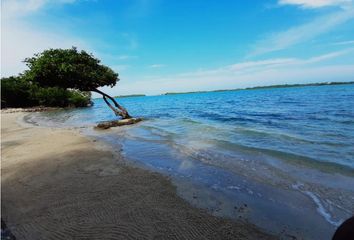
[
  {"left": 67, "top": 91, "right": 92, "bottom": 107},
  {"left": 33, "top": 87, "right": 70, "bottom": 107},
  {"left": 2, "top": 47, "right": 118, "bottom": 109},
  {"left": 1, "top": 76, "right": 37, "bottom": 107},
  {"left": 1, "top": 76, "right": 91, "bottom": 108},
  {"left": 24, "top": 47, "right": 118, "bottom": 91}
]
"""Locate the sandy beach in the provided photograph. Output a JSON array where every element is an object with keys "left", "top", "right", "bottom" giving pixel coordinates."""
[{"left": 1, "top": 112, "right": 274, "bottom": 240}]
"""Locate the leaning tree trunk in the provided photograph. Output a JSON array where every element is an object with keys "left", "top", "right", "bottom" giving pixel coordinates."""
[{"left": 93, "top": 89, "right": 132, "bottom": 119}]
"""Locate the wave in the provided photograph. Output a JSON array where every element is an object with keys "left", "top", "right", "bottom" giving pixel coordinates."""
[{"left": 292, "top": 183, "right": 343, "bottom": 227}]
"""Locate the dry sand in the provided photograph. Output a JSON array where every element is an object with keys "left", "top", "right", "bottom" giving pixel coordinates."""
[{"left": 1, "top": 112, "right": 275, "bottom": 240}]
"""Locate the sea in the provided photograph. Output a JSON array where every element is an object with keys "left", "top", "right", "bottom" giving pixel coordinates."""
[{"left": 26, "top": 83, "right": 354, "bottom": 239}]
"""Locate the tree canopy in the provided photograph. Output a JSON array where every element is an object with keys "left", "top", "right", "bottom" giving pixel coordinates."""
[
  {"left": 22, "top": 47, "right": 131, "bottom": 118},
  {"left": 1, "top": 47, "right": 130, "bottom": 118},
  {"left": 24, "top": 47, "right": 118, "bottom": 91}
]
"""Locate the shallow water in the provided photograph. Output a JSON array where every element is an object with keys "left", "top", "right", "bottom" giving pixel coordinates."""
[{"left": 27, "top": 84, "right": 354, "bottom": 239}]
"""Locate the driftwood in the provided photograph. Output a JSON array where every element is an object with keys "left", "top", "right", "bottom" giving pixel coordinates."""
[{"left": 95, "top": 118, "right": 143, "bottom": 130}]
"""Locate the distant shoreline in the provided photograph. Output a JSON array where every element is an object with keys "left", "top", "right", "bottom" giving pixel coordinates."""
[
  {"left": 163, "top": 81, "right": 354, "bottom": 96},
  {"left": 114, "top": 94, "right": 146, "bottom": 98},
  {"left": 93, "top": 81, "right": 353, "bottom": 99}
]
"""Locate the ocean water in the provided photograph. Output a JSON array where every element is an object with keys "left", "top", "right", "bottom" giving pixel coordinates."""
[{"left": 27, "top": 84, "right": 354, "bottom": 239}]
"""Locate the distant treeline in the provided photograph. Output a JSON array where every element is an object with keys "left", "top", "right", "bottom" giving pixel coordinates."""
[
  {"left": 93, "top": 94, "right": 145, "bottom": 100},
  {"left": 1, "top": 76, "right": 91, "bottom": 108},
  {"left": 114, "top": 94, "right": 146, "bottom": 98},
  {"left": 163, "top": 81, "right": 354, "bottom": 95},
  {"left": 243, "top": 81, "right": 354, "bottom": 90}
]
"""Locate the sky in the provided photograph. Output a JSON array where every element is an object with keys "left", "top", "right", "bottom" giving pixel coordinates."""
[{"left": 1, "top": 0, "right": 354, "bottom": 96}]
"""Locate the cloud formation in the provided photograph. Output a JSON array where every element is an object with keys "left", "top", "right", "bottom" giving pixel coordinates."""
[
  {"left": 250, "top": 5, "right": 354, "bottom": 56},
  {"left": 2, "top": 0, "right": 76, "bottom": 19},
  {"left": 101, "top": 49, "right": 354, "bottom": 95},
  {"left": 1, "top": 0, "right": 87, "bottom": 77},
  {"left": 278, "top": 0, "right": 353, "bottom": 9},
  {"left": 149, "top": 64, "right": 166, "bottom": 68},
  {"left": 332, "top": 40, "right": 354, "bottom": 45}
]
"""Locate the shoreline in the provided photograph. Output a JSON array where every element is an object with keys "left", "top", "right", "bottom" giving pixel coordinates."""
[
  {"left": 1, "top": 112, "right": 274, "bottom": 239},
  {"left": 1, "top": 107, "right": 62, "bottom": 114}
]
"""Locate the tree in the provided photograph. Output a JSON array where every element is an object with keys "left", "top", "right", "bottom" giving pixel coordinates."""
[{"left": 24, "top": 47, "right": 131, "bottom": 119}]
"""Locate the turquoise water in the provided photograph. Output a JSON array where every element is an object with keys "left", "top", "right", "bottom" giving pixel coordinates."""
[{"left": 27, "top": 84, "right": 354, "bottom": 239}]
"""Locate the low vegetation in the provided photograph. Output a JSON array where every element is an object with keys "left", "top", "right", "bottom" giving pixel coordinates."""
[{"left": 1, "top": 76, "right": 91, "bottom": 108}]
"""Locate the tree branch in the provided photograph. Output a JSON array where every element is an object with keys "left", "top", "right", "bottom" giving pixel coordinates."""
[{"left": 93, "top": 89, "right": 131, "bottom": 119}]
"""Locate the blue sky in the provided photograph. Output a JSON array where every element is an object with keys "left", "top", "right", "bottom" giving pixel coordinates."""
[{"left": 2, "top": 0, "right": 354, "bottom": 96}]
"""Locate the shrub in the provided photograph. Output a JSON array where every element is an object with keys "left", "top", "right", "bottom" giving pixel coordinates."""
[
  {"left": 67, "top": 90, "right": 91, "bottom": 107},
  {"left": 1, "top": 76, "right": 38, "bottom": 108},
  {"left": 1, "top": 76, "right": 91, "bottom": 108}
]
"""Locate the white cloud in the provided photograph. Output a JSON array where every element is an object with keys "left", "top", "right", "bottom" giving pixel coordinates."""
[
  {"left": 149, "top": 64, "right": 166, "bottom": 68},
  {"left": 278, "top": 0, "right": 353, "bottom": 8},
  {"left": 306, "top": 48, "right": 354, "bottom": 61},
  {"left": 221, "top": 48, "right": 352, "bottom": 74},
  {"left": 1, "top": 20, "right": 88, "bottom": 77},
  {"left": 102, "top": 65, "right": 354, "bottom": 96},
  {"left": 2, "top": 0, "right": 47, "bottom": 18},
  {"left": 250, "top": 7, "right": 354, "bottom": 56},
  {"left": 111, "top": 64, "right": 130, "bottom": 72},
  {"left": 1, "top": 0, "right": 88, "bottom": 77},
  {"left": 1, "top": 0, "right": 77, "bottom": 19},
  {"left": 332, "top": 40, "right": 354, "bottom": 45},
  {"left": 116, "top": 55, "right": 138, "bottom": 60},
  {"left": 99, "top": 49, "right": 354, "bottom": 96}
]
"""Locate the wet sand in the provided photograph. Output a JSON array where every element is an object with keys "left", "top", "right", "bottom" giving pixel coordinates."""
[{"left": 1, "top": 112, "right": 275, "bottom": 240}]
